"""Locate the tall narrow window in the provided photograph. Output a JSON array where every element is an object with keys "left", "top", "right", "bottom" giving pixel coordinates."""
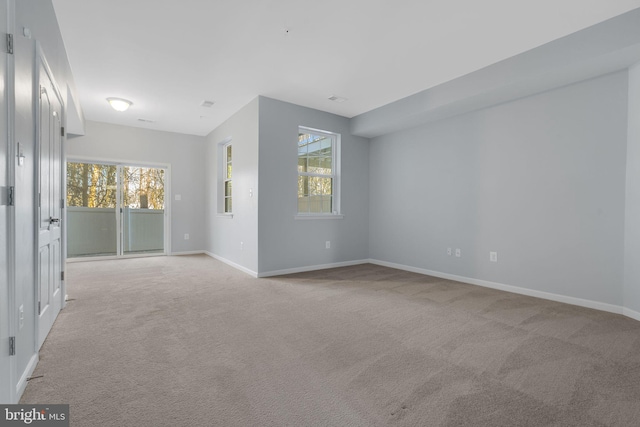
[
  {"left": 224, "top": 143, "right": 232, "bottom": 213},
  {"left": 297, "top": 127, "right": 340, "bottom": 215}
]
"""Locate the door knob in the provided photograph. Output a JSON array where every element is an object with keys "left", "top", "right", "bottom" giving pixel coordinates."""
[{"left": 49, "top": 217, "right": 60, "bottom": 224}]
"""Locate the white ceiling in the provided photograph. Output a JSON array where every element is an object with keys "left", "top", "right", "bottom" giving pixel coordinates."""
[{"left": 52, "top": 0, "right": 640, "bottom": 137}]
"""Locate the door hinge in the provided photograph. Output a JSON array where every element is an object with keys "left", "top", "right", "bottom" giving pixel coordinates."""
[
  {"left": 9, "top": 337, "right": 15, "bottom": 356},
  {"left": 61, "top": 126, "right": 65, "bottom": 137},
  {"left": 8, "top": 186, "right": 14, "bottom": 206},
  {"left": 61, "top": 271, "right": 65, "bottom": 281},
  {"left": 61, "top": 198, "right": 65, "bottom": 209},
  {"left": 38, "top": 192, "right": 41, "bottom": 207},
  {"left": 6, "top": 34, "right": 13, "bottom": 55},
  {"left": 38, "top": 302, "right": 41, "bottom": 315}
]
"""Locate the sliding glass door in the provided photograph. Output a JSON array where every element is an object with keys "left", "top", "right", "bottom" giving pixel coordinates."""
[{"left": 66, "top": 162, "right": 166, "bottom": 259}]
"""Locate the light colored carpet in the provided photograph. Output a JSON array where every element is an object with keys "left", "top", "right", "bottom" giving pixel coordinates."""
[{"left": 20, "top": 255, "right": 640, "bottom": 426}]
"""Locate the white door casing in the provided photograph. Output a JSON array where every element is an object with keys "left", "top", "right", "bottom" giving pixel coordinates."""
[{"left": 0, "top": 0, "right": 14, "bottom": 404}]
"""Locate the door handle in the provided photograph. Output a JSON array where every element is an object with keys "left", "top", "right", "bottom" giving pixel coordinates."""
[{"left": 49, "top": 217, "right": 60, "bottom": 224}]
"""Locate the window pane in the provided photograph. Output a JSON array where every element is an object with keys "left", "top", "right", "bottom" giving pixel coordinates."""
[
  {"left": 225, "top": 181, "right": 232, "bottom": 197},
  {"left": 307, "top": 155, "right": 332, "bottom": 174},
  {"left": 66, "top": 162, "right": 118, "bottom": 208},
  {"left": 298, "top": 156, "right": 307, "bottom": 173},
  {"left": 297, "top": 196, "right": 308, "bottom": 213},
  {"left": 321, "top": 196, "right": 332, "bottom": 213},
  {"left": 298, "top": 133, "right": 311, "bottom": 154},
  {"left": 225, "top": 197, "right": 232, "bottom": 213},
  {"left": 226, "top": 145, "right": 232, "bottom": 161},
  {"left": 309, "top": 177, "right": 332, "bottom": 195},
  {"left": 226, "top": 163, "right": 232, "bottom": 179},
  {"left": 298, "top": 176, "right": 309, "bottom": 197},
  {"left": 121, "top": 166, "right": 165, "bottom": 209}
]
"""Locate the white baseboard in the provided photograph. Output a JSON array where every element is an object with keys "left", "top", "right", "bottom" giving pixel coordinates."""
[
  {"left": 170, "top": 250, "right": 205, "bottom": 256},
  {"left": 204, "top": 252, "right": 258, "bottom": 277},
  {"left": 201, "top": 253, "right": 639, "bottom": 323},
  {"left": 15, "top": 353, "right": 39, "bottom": 403},
  {"left": 258, "top": 259, "right": 370, "bottom": 278},
  {"left": 368, "top": 259, "right": 628, "bottom": 317},
  {"left": 623, "top": 307, "right": 640, "bottom": 322}
]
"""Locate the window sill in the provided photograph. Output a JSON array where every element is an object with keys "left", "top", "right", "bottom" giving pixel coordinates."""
[
  {"left": 295, "top": 214, "right": 344, "bottom": 220},
  {"left": 217, "top": 213, "right": 234, "bottom": 219}
]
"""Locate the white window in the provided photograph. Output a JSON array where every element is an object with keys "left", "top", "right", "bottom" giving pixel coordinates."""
[
  {"left": 297, "top": 127, "right": 340, "bottom": 216},
  {"left": 218, "top": 139, "right": 232, "bottom": 215},
  {"left": 224, "top": 142, "right": 232, "bottom": 213}
]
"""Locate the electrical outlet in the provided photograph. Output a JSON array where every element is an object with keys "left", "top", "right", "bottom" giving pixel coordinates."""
[
  {"left": 240, "top": 241, "right": 244, "bottom": 251},
  {"left": 490, "top": 251, "right": 498, "bottom": 262},
  {"left": 184, "top": 234, "right": 189, "bottom": 240},
  {"left": 326, "top": 241, "right": 331, "bottom": 249},
  {"left": 447, "top": 248, "right": 452, "bottom": 256},
  {"left": 455, "top": 248, "right": 461, "bottom": 258},
  {"left": 175, "top": 194, "right": 181, "bottom": 201}
]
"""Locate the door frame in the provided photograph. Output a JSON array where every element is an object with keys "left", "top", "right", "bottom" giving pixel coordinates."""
[
  {"left": 1, "top": 0, "right": 16, "bottom": 404},
  {"left": 65, "top": 156, "right": 171, "bottom": 261}
]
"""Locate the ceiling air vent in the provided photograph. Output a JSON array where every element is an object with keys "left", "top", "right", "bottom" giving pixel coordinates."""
[
  {"left": 138, "top": 118, "right": 156, "bottom": 123},
  {"left": 328, "top": 95, "right": 347, "bottom": 103},
  {"left": 200, "top": 100, "right": 215, "bottom": 108}
]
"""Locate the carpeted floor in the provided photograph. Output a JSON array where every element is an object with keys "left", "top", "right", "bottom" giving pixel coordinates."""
[{"left": 20, "top": 255, "right": 640, "bottom": 426}]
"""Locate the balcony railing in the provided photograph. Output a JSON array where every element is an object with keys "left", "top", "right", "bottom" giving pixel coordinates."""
[{"left": 67, "top": 207, "right": 164, "bottom": 257}]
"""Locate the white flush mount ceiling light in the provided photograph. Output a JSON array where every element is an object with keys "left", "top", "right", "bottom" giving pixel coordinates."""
[{"left": 107, "top": 97, "right": 132, "bottom": 112}]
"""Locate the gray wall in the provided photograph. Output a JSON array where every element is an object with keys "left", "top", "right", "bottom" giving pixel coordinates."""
[
  {"left": 369, "top": 72, "right": 629, "bottom": 306},
  {"left": 66, "top": 121, "right": 206, "bottom": 254},
  {"left": 16, "top": 0, "right": 84, "bottom": 134},
  {"left": 257, "top": 97, "right": 370, "bottom": 274},
  {"left": 624, "top": 63, "right": 640, "bottom": 315},
  {"left": 204, "top": 98, "right": 259, "bottom": 274}
]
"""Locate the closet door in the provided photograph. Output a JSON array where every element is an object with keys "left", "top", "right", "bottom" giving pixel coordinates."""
[{"left": 36, "top": 55, "right": 63, "bottom": 349}]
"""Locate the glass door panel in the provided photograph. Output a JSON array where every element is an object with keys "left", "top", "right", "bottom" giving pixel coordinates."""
[
  {"left": 121, "top": 166, "right": 165, "bottom": 255},
  {"left": 66, "top": 162, "right": 118, "bottom": 257}
]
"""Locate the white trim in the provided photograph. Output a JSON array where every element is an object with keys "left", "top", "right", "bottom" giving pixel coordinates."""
[
  {"left": 66, "top": 253, "right": 166, "bottom": 263},
  {"left": 294, "top": 214, "right": 344, "bottom": 220},
  {"left": 66, "top": 155, "right": 171, "bottom": 170},
  {"left": 217, "top": 214, "right": 234, "bottom": 219},
  {"left": 204, "top": 251, "right": 258, "bottom": 277},
  {"left": 170, "top": 251, "right": 205, "bottom": 256},
  {"left": 623, "top": 307, "right": 640, "bottom": 322},
  {"left": 368, "top": 259, "right": 628, "bottom": 316},
  {"left": 15, "top": 353, "right": 38, "bottom": 402},
  {"left": 258, "top": 259, "right": 369, "bottom": 278}
]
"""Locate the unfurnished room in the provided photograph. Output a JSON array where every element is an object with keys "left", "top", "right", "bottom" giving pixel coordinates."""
[{"left": 2, "top": 1, "right": 640, "bottom": 426}]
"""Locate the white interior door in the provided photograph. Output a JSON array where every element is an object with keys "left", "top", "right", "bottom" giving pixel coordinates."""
[{"left": 37, "top": 58, "right": 63, "bottom": 349}]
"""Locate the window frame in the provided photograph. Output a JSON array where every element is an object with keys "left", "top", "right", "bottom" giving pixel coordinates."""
[
  {"left": 218, "top": 138, "right": 233, "bottom": 217},
  {"left": 295, "top": 126, "right": 342, "bottom": 219},
  {"left": 224, "top": 142, "right": 232, "bottom": 213}
]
